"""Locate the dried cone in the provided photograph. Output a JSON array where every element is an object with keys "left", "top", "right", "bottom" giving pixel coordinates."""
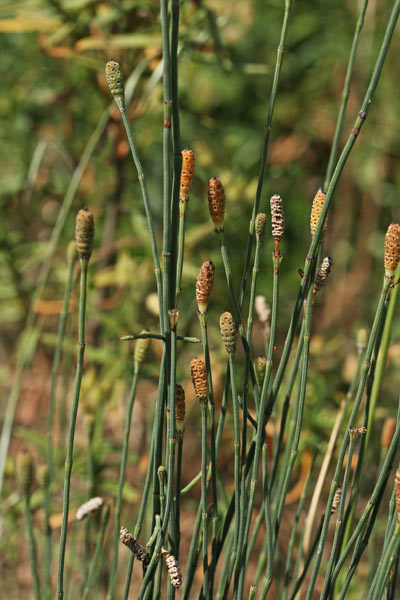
[
  {"left": 180, "top": 149, "right": 195, "bottom": 199},
  {"left": 208, "top": 177, "right": 225, "bottom": 231},
  {"left": 331, "top": 485, "right": 342, "bottom": 514},
  {"left": 16, "top": 450, "right": 34, "bottom": 495},
  {"left": 175, "top": 384, "right": 186, "bottom": 437},
  {"left": 162, "top": 548, "right": 183, "bottom": 589},
  {"left": 255, "top": 213, "right": 267, "bottom": 239},
  {"left": 395, "top": 469, "right": 400, "bottom": 519},
  {"left": 120, "top": 527, "right": 150, "bottom": 566},
  {"left": 134, "top": 330, "right": 151, "bottom": 365},
  {"left": 310, "top": 188, "right": 328, "bottom": 237},
  {"left": 314, "top": 257, "right": 333, "bottom": 293},
  {"left": 381, "top": 418, "right": 396, "bottom": 451},
  {"left": 75, "top": 208, "right": 94, "bottom": 259},
  {"left": 191, "top": 358, "right": 209, "bottom": 405},
  {"left": 105, "top": 59, "right": 125, "bottom": 98},
  {"left": 384, "top": 223, "right": 400, "bottom": 277},
  {"left": 219, "top": 312, "right": 237, "bottom": 354},
  {"left": 196, "top": 260, "right": 215, "bottom": 314},
  {"left": 254, "top": 356, "right": 266, "bottom": 388},
  {"left": 270, "top": 194, "right": 285, "bottom": 240}
]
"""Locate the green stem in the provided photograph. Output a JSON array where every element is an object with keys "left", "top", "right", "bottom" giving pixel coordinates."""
[
  {"left": 23, "top": 493, "right": 41, "bottom": 600},
  {"left": 239, "top": 0, "right": 293, "bottom": 309},
  {"left": 169, "top": 0, "right": 181, "bottom": 309},
  {"left": 182, "top": 368, "right": 230, "bottom": 598},
  {"left": 266, "top": 0, "right": 400, "bottom": 426},
  {"left": 320, "top": 434, "right": 357, "bottom": 598},
  {"left": 45, "top": 248, "right": 75, "bottom": 600},
  {"left": 236, "top": 251, "right": 282, "bottom": 597},
  {"left": 258, "top": 442, "right": 274, "bottom": 598},
  {"left": 199, "top": 313, "right": 218, "bottom": 598},
  {"left": 83, "top": 419, "right": 95, "bottom": 587},
  {"left": 161, "top": 0, "right": 172, "bottom": 326},
  {"left": 107, "top": 367, "right": 140, "bottom": 599},
  {"left": 366, "top": 261, "right": 400, "bottom": 450},
  {"left": 324, "top": 0, "right": 369, "bottom": 191},
  {"left": 281, "top": 449, "right": 318, "bottom": 599},
  {"left": 56, "top": 257, "right": 89, "bottom": 600},
  {"left": 82, "top": 505, "right": 110, "bottom": 600},
  {"left": 200, "top": 403, "right": 209, "bottom": 599},
  {"left": 270, "top": 321, "right": 304, "bottom": 492},
  {"left": 175, "top": 197, "right": 188, "bottom": 308},
  {"left": 114, "top": 102, "right": 164, "bottom": 335},
  {"left": 305, "top": 277, "right": 392, "bottom": 599},
  {"left": 368, "top": 522, "right": 400, "bottom": 600},
  {"left": 323, "top": 395, "right": 400, "bottom": 593}
]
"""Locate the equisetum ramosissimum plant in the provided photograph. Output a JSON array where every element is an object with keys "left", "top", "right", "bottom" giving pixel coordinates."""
[{"left": 7, "top": 2, "right": 400, "bottom": 599}]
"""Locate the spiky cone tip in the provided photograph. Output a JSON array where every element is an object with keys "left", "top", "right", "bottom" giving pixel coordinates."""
[
  {"left": 196, "top": 260, "right": 215, "bottom": 315},
  {"left": 310, "top": 188, "right": 328, "bottom": 238},
  {"left": 180, "top": 149, "right": 195, "bottom": 200},
  {"left": 75, "top": 208, "right": 94, "bottom": 260},
  {"left": 270, "top": 194, "right": 285, "bottom": 249},
  {"left": 208, "top": 177, "right": 225, "bottom": 232},
  {"left": 105, "top": 59, "right": 125, "bottom": 107},
  {"left": 191, "top": 357, "right": 209, "bottom": 405},
  {"left": 175, "top": 384, "right": 185, "bottom": 438},
  {"left": 384, "top": 223, "right": 400, "bottom": 277},
  {"left": 16, "top": 450, "right": 34, "bottom": 496},
  {"left": 219, "top": 312, "right": 237, "bottom": 354}
]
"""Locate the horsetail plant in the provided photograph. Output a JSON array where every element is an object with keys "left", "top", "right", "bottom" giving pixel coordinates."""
[
  {"left": 190, "top": 356, "right": 210, "bottom": 596},
  {"left": 56, "top": 208, "right": 94, "bottom": 600},
  {"left": 9, "top": 0, "right": 400, "bottom": 597}
]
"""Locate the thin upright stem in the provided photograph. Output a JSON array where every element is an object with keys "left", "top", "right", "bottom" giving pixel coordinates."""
[
  {"left": 82, "top": 504, "right": 110, "bottom": 600},
  {"left": 200, "top": 402, "right": 209, "bottom": 598},
  {"left": 320, "top": 434, "right": 357, "bottom": 599},
  {"left": 198, "top": 312, "right": 218, "bottom": 598},
  {"left": 324, "top": 0, "right": 369, "bottom": 190},
  {"left": 115, "top": 102, "right": 164, "bottom": 334},
  {"left": 169, "top": 0, "right": 181, "bottom": 309},
  {"left": 56, "top": 256, "right": 89, "bottom": 600},
  {"left": 107, "top": 368, "right": 140, "bottom": 599},
  {"left": 239, "top": 0, "right": 293, "bottom": 309},
  {"left": 45, "top": 249, "right": 75, "bottom": 599}
]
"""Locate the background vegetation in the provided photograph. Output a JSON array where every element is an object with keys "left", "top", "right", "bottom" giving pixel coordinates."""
[{"left": 1, "top": 0, "right": 400, "bottom": 597}]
